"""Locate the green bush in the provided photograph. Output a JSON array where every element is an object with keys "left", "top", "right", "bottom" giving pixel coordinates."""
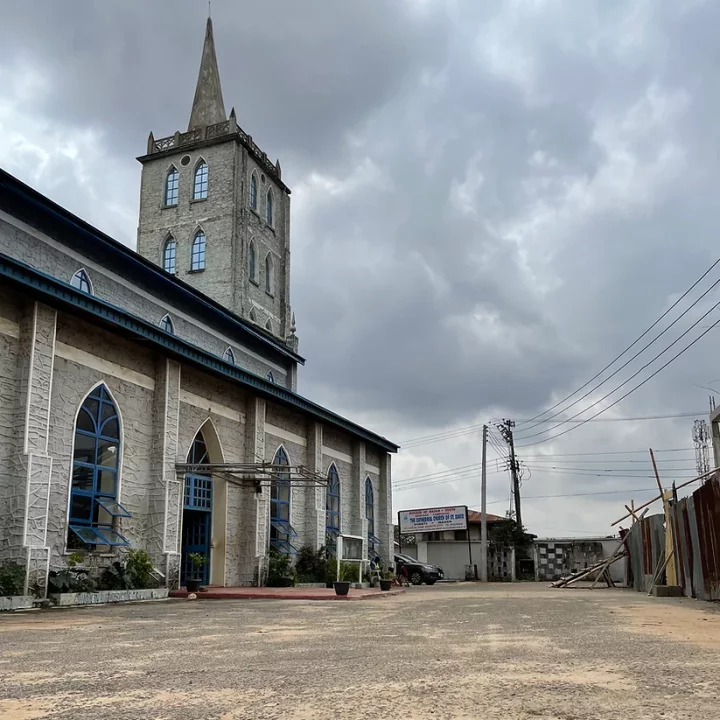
[
  {"left": 48, "top": 553, "right": 96, "bottom": 594},
  {"left": 0, "top": 561, "right": 26, "bottom": 597},
  {"left": 98, "top": 549, "right": 157, "bottom": 591},
  {"left": 294, "top": 545, "right": 328, "bottom": 583},
  {"left": 267, "top": 546, "right": 295, "bottom": 587}
]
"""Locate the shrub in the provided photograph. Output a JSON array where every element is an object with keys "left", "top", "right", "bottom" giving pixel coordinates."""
[
  {"left": 0, "top": 561, "right": 26, "bottom": 597},
  {"left": 267, "top": 546, "right": 295, "bottom": 587},
  {"left": 294, "top": 546, "right": 328, "bottom": 583},
  {"left": 48, "top": 553, "right": 96, "bottom": 594}
]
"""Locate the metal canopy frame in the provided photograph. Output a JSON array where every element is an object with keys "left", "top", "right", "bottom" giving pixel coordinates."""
[{"left": 175, "top": 462, "right": 328, "bottom": 490}]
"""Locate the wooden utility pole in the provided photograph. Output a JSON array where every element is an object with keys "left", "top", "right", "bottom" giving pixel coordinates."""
[
  {"left": 498, "top": 419, "right": 522, "bottom": 531},
  {"left": 650, "top": 448, "right": 677, "bottom": 586},
  {"left": 480, "top": 424, "right": 488, "bottom": 582}
]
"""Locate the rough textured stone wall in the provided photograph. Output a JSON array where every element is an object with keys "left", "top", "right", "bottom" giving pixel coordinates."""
[
  {"left": 0, "top": 290, "right": 22, "bottom": 563},
  {"left": 137, "top": 142, "right": 238, "bottom": 310},
  {"left": 0, "top": 216, "right": 292, "bottom": 387},
  {"left": 324, "top": 428, "right": 353, "bottom": 457}
]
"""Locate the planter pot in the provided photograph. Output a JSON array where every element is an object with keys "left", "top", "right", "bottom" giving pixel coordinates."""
[
  {"left": 186, "top": 579, "right": 201, "bottom": 593},
  {"left": 333, "top": 581, "right": 351, "bottom": 596},
  {"left": 379, "top": 579, "right": 393, "bottom": 591}
]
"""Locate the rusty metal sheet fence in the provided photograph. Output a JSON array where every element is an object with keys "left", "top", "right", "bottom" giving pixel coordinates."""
[{"left": 626, "top": 477, "right": 720, "bottom": 600}]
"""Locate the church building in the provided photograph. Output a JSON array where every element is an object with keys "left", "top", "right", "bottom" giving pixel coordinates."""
[{"left": 0, "top": 19, "right": 397, "bottom": 594}]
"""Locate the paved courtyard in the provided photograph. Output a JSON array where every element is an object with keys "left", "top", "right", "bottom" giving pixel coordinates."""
[{"left": 1, "top": 583, "right": 719, "bottom": 719}]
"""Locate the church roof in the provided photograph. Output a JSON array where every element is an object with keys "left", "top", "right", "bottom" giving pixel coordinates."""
[{"left": 188, "top": 18, "right": 227, "bottom": 130}]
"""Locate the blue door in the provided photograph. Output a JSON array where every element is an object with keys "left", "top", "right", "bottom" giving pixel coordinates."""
[{"left": 181, "top": 473, "right": 213, "bottom": 586}]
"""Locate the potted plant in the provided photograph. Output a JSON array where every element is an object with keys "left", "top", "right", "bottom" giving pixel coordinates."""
[
  {"left": 333, "top": 561, "right": 355, "bottom": 596},
  {"left": 186, "top": 553, "right": 206, "bottom": 593},
  {"left": 379, "top": 569, "right": 394, "bottom": 592}
]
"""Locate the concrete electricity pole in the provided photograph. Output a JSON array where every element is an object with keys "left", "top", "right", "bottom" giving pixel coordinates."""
[
  {"left": 480, "top": 424, "right": 488, "bottom": 581},
  {"left": 498, "top": 419, "right": 522, "bottom": 531}
]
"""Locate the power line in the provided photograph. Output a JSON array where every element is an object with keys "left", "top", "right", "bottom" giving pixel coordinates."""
[
  {"left": 516, "top": 313, "right": 720, "bottom": 447},
  {"left": 516, "top": 255, "right": 720, "bottom": 428},
  {"left": 517, "top": 274, "right": 720, "bottom": 435},
  {"left": 518, "top": 447, "right": 694, "bottom": 458}
]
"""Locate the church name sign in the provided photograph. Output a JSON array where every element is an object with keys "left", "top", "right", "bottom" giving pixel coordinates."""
[{"left": 398, "top": 505, "right": 468, "bottom": 534}]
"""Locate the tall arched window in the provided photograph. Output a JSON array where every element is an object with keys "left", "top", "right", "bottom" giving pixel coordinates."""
[
  {"left": 365, "top": 477, "right": 377, "bottom": 558},
  {"left": 266, "top": 188, "right": 273, "bottom": 225},
  {"left": 267, "top": 371, "right": 275, "bottom": 383},
  {"left": 70, "top": 269, "right": 93, "bottom": 294},
  {"left": 191, "top": 230, "right": 206, "bottom": 271},
  {"left": 265, "top": 253, "right": 274, "bottom": 294},
  {"left": 162, "top": 236, "right": 177, "bottom": 274},
  {"left": 165, "top": 167, "right": 179, "bottom": 206},
  {"left": 248, "top": 241, "right": 257, "bottom": 281},
  {"left": 68, "top": 384, "right": 130, "bottom": 548},
  {"left": 193, "top": 161, "right": 208, "bottom": 200},
  {"left": 270, "top": 446, "right": 296, "bottom": 554},
  {"left": 326, "top": 464, "right": 341, "bottom": 552},
  {"left": 223, "top": 347, "right": 236, "bottom": 365},
  {"left": 160, "top": 314, "right": 174, "bottom": 334},
  {"left": 250, "top": 172, "right": 258, "bottom": 210}
]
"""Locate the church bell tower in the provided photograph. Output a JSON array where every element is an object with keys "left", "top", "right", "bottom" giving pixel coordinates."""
[{"left": 136, "top": 18, "right": 297, "bottom": 349}]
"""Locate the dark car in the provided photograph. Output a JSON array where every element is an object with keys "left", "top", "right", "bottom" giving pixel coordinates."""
[{"left": 394, "top": 553, "right": 444, "bottom": 585}]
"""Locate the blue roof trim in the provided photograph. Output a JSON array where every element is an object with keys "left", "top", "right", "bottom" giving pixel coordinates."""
[
  {"left": 0, "top": 168, "right": 304, "bottom": 366},
  {"left": 0, "top": 252, "right": 399, "bottom": 453}
]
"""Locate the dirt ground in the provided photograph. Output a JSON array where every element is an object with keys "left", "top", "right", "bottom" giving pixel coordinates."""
[{"left": 1, "top": 583, "right": 719, "bottom": 720}]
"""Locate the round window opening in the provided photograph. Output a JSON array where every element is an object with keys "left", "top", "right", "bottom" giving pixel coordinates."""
[
  {"left": 180, "top": 155, "right": 191, "bottom": 167},
  {"left": 261, "top": 174, "right": 266, "bottom": 183}
]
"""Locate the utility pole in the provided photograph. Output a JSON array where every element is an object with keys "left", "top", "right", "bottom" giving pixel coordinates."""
[
  {"left": 497, "top": 419, "right": 522, "bottom": 532},
  {"left": 480, "top": 424, "right": 488, "bottom": 582}
]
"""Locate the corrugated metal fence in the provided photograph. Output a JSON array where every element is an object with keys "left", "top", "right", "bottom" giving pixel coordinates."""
[{"left": 625, "top": 476, "right": 720, "bottom": 600}]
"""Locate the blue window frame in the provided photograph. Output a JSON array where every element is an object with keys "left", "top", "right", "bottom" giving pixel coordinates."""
[
  {"left": 165, "top": 167, "right": 179, "bottom": 206},
  {"left": 182, "top": 432, "right": 213, "bottom": 585},
  {"left": 366, "top": 477, "right": 378, "bottom": 557},
  {"left": 267, "top": 371, "right": 274, "bottom": 383},
  {"left": 159, "top": 314, "right": 174, "bottom": 334},
  {"left": 326, "top": 464, "right": 340, "bottom": 553},
  {"left": 70, "top": 269, "right": 92, "bottom": 294},
  {"left": 68, "top": 384, "right": 130, "bottom": 548},
  {"left": 223, "top": 346, "right": 235, "bottom": 365},
  {"left": 250, "top": 173, "right": 257, "bottom": 210},
  {"left": 193, "top": 161, "right": 208, "bottom": 199},
  {"left": 270, "top": 447, "right": 297, "bottom": 554},
  {"left": 163, "top": 236, "right": 176, "bottom": 274},
  {"left": 266, "top": 189, "right": 273, "bottom": 225},
  {"left": 191, "top": 231, "right": 206, "bottom": 271},
  {"left": 248, "top": 241, "right": 256, "bottom": 280}
]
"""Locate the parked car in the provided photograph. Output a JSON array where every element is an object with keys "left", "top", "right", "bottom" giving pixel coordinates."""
[{"left": 394, "top": 553, "right": 444, "bottom": 585}]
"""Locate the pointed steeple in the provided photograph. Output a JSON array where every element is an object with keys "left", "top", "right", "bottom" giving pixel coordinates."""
[{"left": 188, "top": 18, "right": 227, "bottom": 130}]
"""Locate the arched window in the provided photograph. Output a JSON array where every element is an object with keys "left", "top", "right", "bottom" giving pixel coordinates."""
[
  {"left": 248, "top": 240, "right": 257, "bottom": 281},
  {"left": 266, "top": 188, "right": 273, "bottom": 225},
  {"left": 160, "top": 314, "right": 174, "bottom": 334},
  {"left": 326, "top": 464, "right": 341, "bottom": 552},
  {"left": 249, "top": 308, "right": 257, "bottom": 323},
  {"left": 193, "top": 161, "right": 208, "bottom": 200},
  {"left": 223, "top": 347, "right": 235, "bottom": 364},
  {"left": 165, "top": 167, "right": 179, "bottom": 206},
  {"left": 265, "top": 253, "right": 274, "bottom": 294},
  {"left": 366, "top": 477, "right": 377, "bottom": 558},
  {"left": 191, "top": 230, "right": 206, "bottom": 271},
  {"left": 70, "top": 269, "right": 93, "bottom": 294},
  {"left": 162, "top": 236, "right": 177, "bottom": 274},
  {"left": 267, "top": 371, "right": 274, "bottom": 383},
  {"left": 67, "top": 384, "right": 130, "bottom": 548},
  {"left": 265, "top": 319, "right": 273, "bottom": 333},
  {"left": 250, "top": 172, "right": 258, "bottom": 210},
  {"left": 270, "top": 447, "right": 296, "bottom": 554}
]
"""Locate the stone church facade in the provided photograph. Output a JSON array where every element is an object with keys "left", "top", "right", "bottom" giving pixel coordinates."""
[{"left": 0, "top": 19, "right": 396, "bottom": 595}]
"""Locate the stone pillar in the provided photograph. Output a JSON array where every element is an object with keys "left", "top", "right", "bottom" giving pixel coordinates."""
[
  {"left": 246, "top": 398, "right": 267, "bottom": 580},
  {"left": 352, "top": 440, "right": 367, "bottom": 553},
  {"left": 305, "top": 422, "right": 324, "bottom": 550},
  {"left": 147, "top": 359, "right": 182, "bottom": 589},
  {"left": 13, "top": 302, "right": 57, "bottom": 596},
  {"left": 379, "top": 452, "right": 393, "bottom": 563}
]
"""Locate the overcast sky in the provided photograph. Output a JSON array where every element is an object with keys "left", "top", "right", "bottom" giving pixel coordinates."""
[{"left": 2, "top": 0, "right": 719, "bottom": 537}]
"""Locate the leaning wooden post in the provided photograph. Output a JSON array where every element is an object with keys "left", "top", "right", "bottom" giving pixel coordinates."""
[{"left": 649, "top": 448, "right": 677, "bottom": 586}]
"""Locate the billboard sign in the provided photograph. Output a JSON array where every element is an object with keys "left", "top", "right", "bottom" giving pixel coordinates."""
[{"left": 398, "top": 506, "right": 468, "bottom": 534}]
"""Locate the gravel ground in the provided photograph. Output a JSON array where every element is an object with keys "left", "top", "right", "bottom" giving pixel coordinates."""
[{"left": 1, "top": 583, "right": 719, "bottom": 719}]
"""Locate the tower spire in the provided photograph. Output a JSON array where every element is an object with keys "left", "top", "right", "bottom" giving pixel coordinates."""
[{"left": 188, "top": 17, "right": 226, "bottom": 130}]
